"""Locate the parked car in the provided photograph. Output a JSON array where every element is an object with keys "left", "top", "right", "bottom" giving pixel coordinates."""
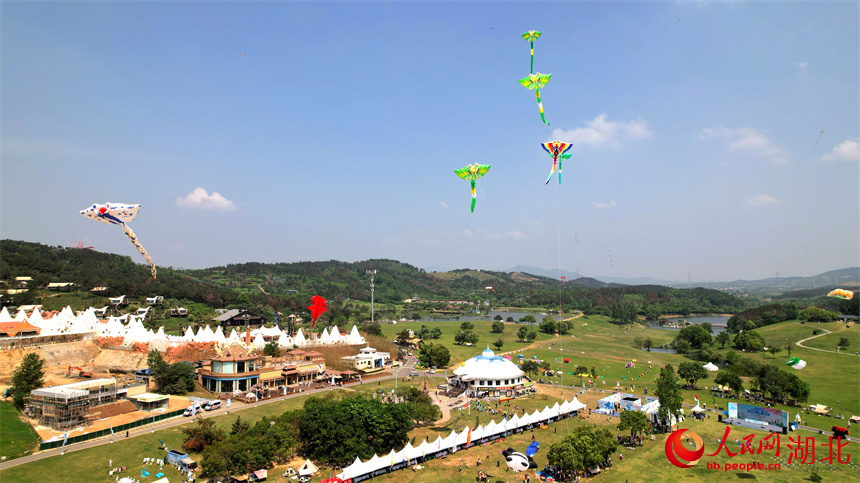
[
  {"left": 183, "top": 404, "right": 202, "bottom": 417},
  {"left": 205, "top": 400, "right": 221, "bottom": 411}
]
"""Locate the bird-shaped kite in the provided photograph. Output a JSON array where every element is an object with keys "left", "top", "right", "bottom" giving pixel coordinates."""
[
  {"left": 541, "top": 140, "right": 572, "bottom": 184},
  {"left": 454, "top": 164, "right": 492, "bottom": 213},
  {"left": 518, "top": 73, "right": 552, "bottom": 125},
  {"left": 308, "top": 295, "right": 328, "bottom": 328},
  {"left": 522, "top": 30, "right": 541, "bottom": 74},
  {"left": 80, "top": 202, "right": 156, "bottom": 278}
]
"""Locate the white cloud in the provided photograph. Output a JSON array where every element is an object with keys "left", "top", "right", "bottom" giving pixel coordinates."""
[
  {"left": 506, "top": 230, "right": 526, "bottom": 240},
  {"left": 697, "top": 127, "right": 790, "bottom": 164},
  {"left": 550, "top": 114, "right": 653, "bottom": 149},
  {"left": 440, "top": 201, "right": 449, "bottom": 208},
  {"left": 463, "top": 229, "right": 475, "bottom": 237},
  {"left": 796, "top": 61, "right": 809, "bottom": 72},
  {"left": 175, "top": 187, "right": 237, "bottom": 211},
  {"left": 594, "top": 200, "right": 618, "bottom": 209},
  {"left": 744, "top": 194, "right": 778, "bottom": 207},
  {"left": 821, "top": 139, "right": 860, "bottom": 162}
]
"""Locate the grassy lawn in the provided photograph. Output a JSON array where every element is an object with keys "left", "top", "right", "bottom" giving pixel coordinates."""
[
  {"left": 801, "top": 325, "right": 860, "bottom": 353},
  {"left": 378, "top": 319, "right": 556, "bottom": 367},
  {"left": 0, "top": 401, "right": 41, "bottom": 461}
]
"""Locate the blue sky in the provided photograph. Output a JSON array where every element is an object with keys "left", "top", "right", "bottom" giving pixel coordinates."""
[{"left": 2, "top": 1, "right": 858, "bottom": 282}]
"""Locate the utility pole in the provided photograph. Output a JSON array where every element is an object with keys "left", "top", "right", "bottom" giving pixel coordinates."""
[{"left": 367, "top": 269, "right": 377, "bottom": 324}]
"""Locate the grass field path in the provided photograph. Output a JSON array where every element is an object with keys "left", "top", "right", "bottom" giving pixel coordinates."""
[{"left": 795, "top": 324, "right": 857, "bottom": 356}]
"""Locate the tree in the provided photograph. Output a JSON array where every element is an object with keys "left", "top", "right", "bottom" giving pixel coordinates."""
[
  {"left": 506, "top": 316, "right": 515, "bottom": 323},
  {"left": 547, "top": 426, "right": 617, "bottom": 474},
  {"left": 149, "top": 350, "right": 194, "bottom": 394},
  {"left": 714, "top": 370, "right": 744, "bottom": 396},
  {"left": 633, "top": 336, "right": 644, "bottom": 348},
  {"left": 517, "top": 326, "right": 529, "bottom": 341},
  {"left": 655, "top": 364, "right": 683, "bottom": 427},
  {"left": 673, "top": 339, "right": 691, "bottom": 354},
  {"left": 643, "top": 337, "right": 653, "bottom": 351},
  {"left": 677, "top": 361, "right": 708, "bottom": 388},
  {"left": 418, "top": 342, "right": 450, "bottom": 368},
  {"left": 784, "top": 339, "right": 794, "bottom": 358},
  {"left": 838, "top": 337, "right": 850, "bottom": 349},
  {"left": 609, "top": 300, "right": 638, "bottom": 324},
  {"left": 675, "top": 325, "right": 712, "bottom": 349},
  {"left": 521, "top": 360, "right": 539, "bottom": 379},
  {"left": 230, "top": 415, "right": 250, "bottom": 435},
  {"left": 617, "top": 410, "right": 649, "bottom": 439},
  {"left": 11, "top": 353, "right": 45, "bottom": 409},
  {"left": 429, "top": 326, "right": 442, "bottom": 339},
  {"left": 183, "top": 417, "right": 226, "bottom": 452},
  {"left": 574, "top": 365, "right": 589, "bottom": 386},
  {"left": 701, "top": 322, "right": 713, "bottom": 334},
  {"left": 526, "top": 329, "right": 538, "bottom": 342},
  {"left": 459, "top": 321, "right": 474, "bottom": 332},
  {"left": 492, "top": 336, "right": 504, "bottom": 351},
  {"left": 491, "top": 320, "right": 505, "bottom": 333},
  {"left": 363, "top": 321, "right": 383, "bottom": 336},
  {"left": 767, "top": 346, "right": 782, "bottom": 359},
  {"left": 715, "top": 331, "right": 730, "bottom": 349},
  {"left": 493, "top": 314, "right": 503, "bottom": 321},
  {"left": 395, "top": 329, "right": 411, "bottom": 345},
  {"left": 519, "top": 314, "right": 536, "bottom": 323},
  {"left": 263, "top": 341, "right": 280, "bottom": 357},
  {"left": 454, "top": 329, "right": 479, "bottom": 345},
  {"left": 734, "top": 330, "right": 765, "bottom": 352},
  {"left": 557, "top": 320, "right": 570, "bottom": 335},
  {"left": 539, "top": 315, "right": 557, "bottom": 335}
]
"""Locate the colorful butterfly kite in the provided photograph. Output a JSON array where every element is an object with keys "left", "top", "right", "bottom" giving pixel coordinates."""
[
  {"left": 522, "top": 30, "right": 541, "bottom": 74},
  {"left": 454, "top": 164, "right": 492, "bottom": 213},
  {"left": 308, "top": 295, "right": 328, "bottom": 328},
  {"left": 80, "top": 202, "right": 156, "bottom": 278},
  {"left": 519, "top": 73, "right": 552, "bottom": 125},
  {"left": 541, "top": 140, "right": 572, "bottom": 184}
]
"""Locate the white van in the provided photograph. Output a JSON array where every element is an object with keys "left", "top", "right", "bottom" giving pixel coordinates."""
[
  {"left": 205, "top": 400, "right": 221, "bottom": 411},
  {"left": 183, "top": 404, "right": 202, "bottom": 417}
]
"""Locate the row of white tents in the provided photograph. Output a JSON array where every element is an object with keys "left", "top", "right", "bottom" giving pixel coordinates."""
[
  {"left": 1, "top": 306, "right": 366, "bottom": 351},
  {"left": 338, "top": 398, "right": 587, "bottom": 482}
]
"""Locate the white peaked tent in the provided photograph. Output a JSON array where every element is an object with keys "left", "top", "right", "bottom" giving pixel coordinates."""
[
  {"left": 277, "top": 332, "right": 293, "bottom": 347},
  {"left": 319, "top": 328, "right": 331, "bottom": 345},
  {"left": 298, "top": 459, "right": 319, "bottom": 476},
  {"left": 183, "top": 326, "right": 195, "bottom": 341},
  {"left": 226, "top": 328, "right": 239, "bottom": 345},
  {"left": 293, "top": 328, "right": 306, "bottom": 347},
  {"left": 252, "top": 333, "right": 266, "bottom": 350},
  {"left": 0, "top": 306, "right": 12, "bottom": 322},
  {"left": 570, "top": 397, "right": 587, "bottom": 412},
  {"left": 348, "top": 325, "right": 365, "bottom": 345},
  {"left": 213, "top": 326, "right": 226, "bottom": 345},
  {"left": 703, "top": 362, "right": 719, "bottom": 372},
  {"left": 28, "top": 308, "right": 44, "bottom": 326},
  {"left": 15, "top": 309, "right": 27, "bottom": 321}
]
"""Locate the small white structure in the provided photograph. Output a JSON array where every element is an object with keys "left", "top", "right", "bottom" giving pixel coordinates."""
[
  {"left": 341, "top": 347, "right": 391, "bottom": 372},
  {"left": 450, "top": 347, "right": 525, "bottom": 397}
]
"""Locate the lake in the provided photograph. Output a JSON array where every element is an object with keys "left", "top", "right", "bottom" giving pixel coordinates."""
[{"left": 646, "top": 315, "right": 730, "bottom": 334}]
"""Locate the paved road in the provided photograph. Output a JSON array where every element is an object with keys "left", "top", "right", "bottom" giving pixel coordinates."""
[
  {"left": 0, "top": 372, "right": 403, "bottom": 472},
  {"left": 795, "top": 325, "right": 858, "bottom": 356}
]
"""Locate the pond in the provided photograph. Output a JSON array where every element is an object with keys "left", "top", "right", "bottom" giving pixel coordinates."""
[
  {"left": 646, "top": 315, "right": 730, "bottom": 334},
  {"left": 641, "top": 347, "right": 678, "bottom": 354}
]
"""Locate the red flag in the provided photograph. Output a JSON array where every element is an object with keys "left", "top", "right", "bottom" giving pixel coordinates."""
[{"left": 308, "top": 295, "right": 328, "bottom": 328}]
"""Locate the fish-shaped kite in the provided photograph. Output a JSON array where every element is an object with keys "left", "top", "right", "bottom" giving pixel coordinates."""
[
  {"left": 454, "top": 164, "right": 492, "bottom": 213},
  {"left": 541, "top": 140, "right": 572, "bottom": 184},
  {"left": 827, "top": 288, "right": 853, "bottom": 300},
  {"left": 308, "top": 295, "right": 328, "bottom": 328},
  {"left": 519, "top": 73, "right": 552, "bottom": 125},
  {"left": 80, "top": 202, "right": 156, "bottom": 278},
  {"left": 522, "top": 30, "right": 541, "bottom": 74}
]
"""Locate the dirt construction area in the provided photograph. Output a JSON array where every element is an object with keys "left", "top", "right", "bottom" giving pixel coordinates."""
[{"left": 0, "top": 341, "right": 146, "bottom": 387}]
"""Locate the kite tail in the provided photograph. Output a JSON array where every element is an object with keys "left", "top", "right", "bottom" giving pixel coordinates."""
[
  {"left": 530, "top": 42, "right": 534, "bottom": 74},
  {"left": 545, "top": 161, "right": 556, "bottom": 185},
  {"left": 536, "top": 90, "right": 549, "bottom": 125},
  {"left": 558, "top": 157, "right": 562, "bottom": 184},
  {"left": 470, "top": 180, "right": 477, "bottom": 213},
  {"left": 120, "top": 223, "right": 157, "bottom": 278}
]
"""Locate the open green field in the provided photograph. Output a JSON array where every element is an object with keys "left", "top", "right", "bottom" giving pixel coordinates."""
[
  {"left": 378, "top": 318, "right": 557, "bottom": 366},
  {"left": 801, "top": 325, "right": 860, "bottom": 354},
  {"left": 0, "top": 401, "right": 41, "bottom": 461}
]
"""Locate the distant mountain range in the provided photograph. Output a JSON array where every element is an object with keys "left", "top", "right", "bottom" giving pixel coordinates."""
[{"left": 502, "top": 265, "right": 860, "bottom": 294}]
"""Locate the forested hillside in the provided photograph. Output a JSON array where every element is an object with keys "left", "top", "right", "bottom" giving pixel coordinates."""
[{"left": 2, "top": 240, "right": 749, "bottom": 321}]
